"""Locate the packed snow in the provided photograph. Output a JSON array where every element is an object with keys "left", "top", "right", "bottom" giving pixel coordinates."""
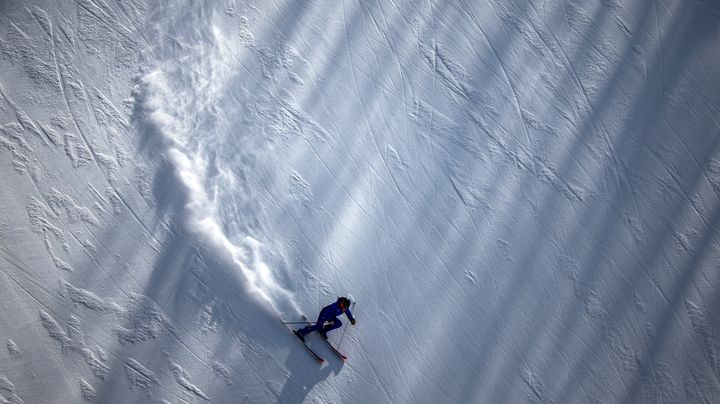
[{"left": 1, "top": 0, "right": 720, "bottom": 403}]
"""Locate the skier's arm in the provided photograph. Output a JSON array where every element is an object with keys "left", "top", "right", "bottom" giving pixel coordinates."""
[{"left": 344, "top": 308, "right": 356, "bottom": 324}]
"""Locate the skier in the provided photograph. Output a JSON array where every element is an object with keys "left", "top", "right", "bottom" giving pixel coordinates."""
[{"left": 295, "top": 297, "right": 356, "bottom": 342}]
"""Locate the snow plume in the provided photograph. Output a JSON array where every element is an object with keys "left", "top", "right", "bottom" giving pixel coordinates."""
[{"left": 136, "top": 25, "right": 301, "bottom": 319}]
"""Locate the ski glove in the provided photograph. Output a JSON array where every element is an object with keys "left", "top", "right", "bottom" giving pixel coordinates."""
[{"left": 351, "top": 319, "right": 356, "bottom": 325}]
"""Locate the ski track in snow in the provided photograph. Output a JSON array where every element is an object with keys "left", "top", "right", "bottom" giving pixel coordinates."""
[{"left": 1, "top": 0, "right": 720, "bottom": 403}]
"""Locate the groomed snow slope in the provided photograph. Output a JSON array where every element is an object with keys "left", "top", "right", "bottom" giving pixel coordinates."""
[{"left": 1, "top": 0, "right": 720, "bottom": 403}]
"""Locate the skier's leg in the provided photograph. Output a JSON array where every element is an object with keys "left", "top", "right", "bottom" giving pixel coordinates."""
[
  {"left": 312, "top": 313, "right": 332, "bottom": 334},
  {"left": 297, "top": 325, "right": 311, "bottom": 337},
  {"left": 321, "top": 318, "right": 343, "bottom": 334},
  {"left": 298, "top": 322, "right": 322, "bottom": 337}
]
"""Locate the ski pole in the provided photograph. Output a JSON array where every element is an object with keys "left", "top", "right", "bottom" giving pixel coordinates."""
[
  {"left": 282, "top": 321, "right": 315, "bottom": 325},
  {"left": 338, "top": 322, "right": 348, "bottom": 348},
  {"left": 338, "top": 301, "right": 355, "bottom": 349}
]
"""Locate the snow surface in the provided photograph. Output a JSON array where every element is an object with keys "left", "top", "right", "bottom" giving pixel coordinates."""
[{"left": 1, "top": 0, "right": 720, "bottom": 403}]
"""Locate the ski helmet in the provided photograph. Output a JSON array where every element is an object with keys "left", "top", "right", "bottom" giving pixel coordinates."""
[{"left": 338, "top": 296, "right": 351, "bottom": 307}]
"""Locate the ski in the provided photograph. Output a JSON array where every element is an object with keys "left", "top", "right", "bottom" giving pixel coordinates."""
[
  {"left": 296, "top": 332, "right": 325, "bottom": 363},
  {"left": 321, "top": 337, "right": 347, "bottom": 361},
  {"left": 284, "top": 319, "right": 324, "bottom": 364},
  {"left": 301, "top": 315, "right": 347, "bottom": 361}
]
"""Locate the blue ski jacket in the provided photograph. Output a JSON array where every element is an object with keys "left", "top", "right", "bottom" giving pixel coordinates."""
[{"left": 318, "top": 301, "right": 355, "bottom": 323}]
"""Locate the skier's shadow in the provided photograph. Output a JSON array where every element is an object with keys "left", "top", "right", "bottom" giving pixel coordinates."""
[{"left": 277, "top": 337, "right": 345, "bottom": 404}]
